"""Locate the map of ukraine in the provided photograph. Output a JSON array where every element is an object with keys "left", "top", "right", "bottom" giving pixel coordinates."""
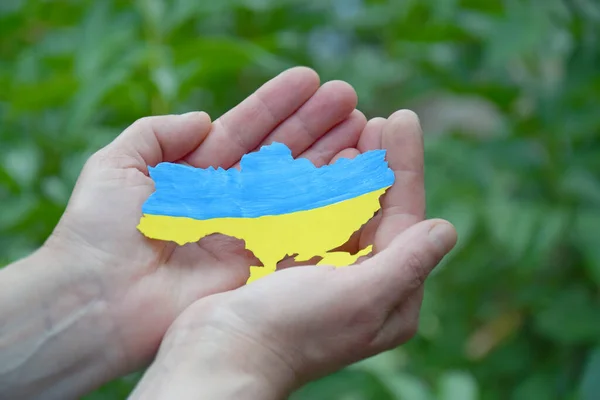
[{"left": 137, "top": 142, "right": 395, "bottom": 283}]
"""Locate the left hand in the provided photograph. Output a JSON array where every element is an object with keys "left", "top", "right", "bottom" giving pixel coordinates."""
[
  {"left": 46, "top": 67, "right": 365, "bottom": 375},
  {"left": 0, "top": 67, "right": 371, "bottom": 399}
]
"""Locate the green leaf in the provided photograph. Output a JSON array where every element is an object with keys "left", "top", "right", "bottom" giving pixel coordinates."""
[
  {"left": 573, "top": 209, "right": 600, "bottom": 285},
  {"left": 512, "top": 373, "right": 558, "bottom": 400},
  {"left": 291, "top": 369, "right": 394, "bottom": 400},
  {"left": 351, "top": 351, "right": 434, "bottom": 400},
  {"left": 82, "top": 372, "right": 143, "bottom": 400},
  {"left": 579, "top": 347, "right": 600, "bottom": 400},
  {"left": 151, "top": 65, "right": 179, "bottom": 104},
  {"left": 0, "top": 0, "right": 24, "bottom": 14},
  {"left": 0, "top": 194, "right": 37, "bottom": 230},
  {"left": 2, "top": 146, "right": 41, "bottom": 187},
  {"left": 484, "top": 198, "right": 541, "bottom": 260},
  {"left": 561, "top": 167, "right": 600, "bottom": 207},
  {"left": 438, "top": 371, "right": 479, "bottom": 400},
  {"left": 534, "top": 287, "right": 600, "bottom": 344}
]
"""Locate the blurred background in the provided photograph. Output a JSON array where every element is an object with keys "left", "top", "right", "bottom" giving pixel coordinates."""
[{"left": 1, "top": 0, "right": 599, "bottom": 399}]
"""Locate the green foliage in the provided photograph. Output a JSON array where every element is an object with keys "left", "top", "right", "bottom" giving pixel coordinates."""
[{"left": 1, "top": 0, "right": 599, "bottom": 398}]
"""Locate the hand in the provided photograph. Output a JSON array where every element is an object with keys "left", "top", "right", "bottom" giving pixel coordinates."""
[
  {"left": 129, "top": 112, "right": 458, "bottom": 400},
  {"left": 43, "top": 67, "right": 368, "bottom": 380}
]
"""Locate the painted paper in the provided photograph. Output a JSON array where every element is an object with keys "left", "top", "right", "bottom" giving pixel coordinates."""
[{"left": 138, "top": 142, "right": 395, "bottom": 283}]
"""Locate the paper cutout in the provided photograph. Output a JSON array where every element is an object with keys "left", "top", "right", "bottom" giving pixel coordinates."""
[{"left": 138, "top": 142, "right": 395, "bottom": 283}]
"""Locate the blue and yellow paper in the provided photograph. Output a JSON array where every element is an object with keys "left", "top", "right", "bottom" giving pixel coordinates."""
[{"left": 137, "top": 142, "right": 395, "bottom": 283}]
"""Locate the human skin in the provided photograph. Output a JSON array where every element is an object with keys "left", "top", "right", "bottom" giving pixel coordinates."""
[
  {"left": 0, "top": 67, "right": 447, "bottom": 399},
  {"left": 130, "top": 220, "right": 456, "bottom": 400},
  {"left": 129, "top": 112, "right": 458, "bottom": 399}
]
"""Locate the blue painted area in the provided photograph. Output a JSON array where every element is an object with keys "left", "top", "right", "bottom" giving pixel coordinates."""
[{"left": 142, "top": 142, "right": 395, "bottom": 219}]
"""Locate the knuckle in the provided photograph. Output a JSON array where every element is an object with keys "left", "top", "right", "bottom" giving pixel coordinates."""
[
  {"left": 85, "top": 148, "right": 110, "bottom": 169},
  {"left": 350, "top": 303, "right": 381, "bottom": 330},
  {"left": 404, "top": 253, "right": 427, "bottom": 289},
  {"left": 131, "top": 116, "right": 153, "bottom": 130},
  {"left": 86, "top": 148, "right": 131, "bottom": 171},
  {"left": 345, "top": 306, "right": 384, "bottom": 345}
]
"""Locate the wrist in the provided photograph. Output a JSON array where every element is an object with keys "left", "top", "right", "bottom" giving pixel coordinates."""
[
  {"left": 131, "top": 303, "right": 297, "bottom": 400},
  {"left": 0, "top": 245, "right": 125, "bottom": 398},
  {"left": 44, "top": 228, "right": 176, "bottom": 374}
]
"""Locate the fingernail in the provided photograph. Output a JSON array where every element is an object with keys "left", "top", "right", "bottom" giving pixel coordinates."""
[{"left": 428, "top": 223, "right": 457, "bottom": 253}]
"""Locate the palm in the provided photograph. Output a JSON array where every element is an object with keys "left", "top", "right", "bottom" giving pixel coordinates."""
[
  {"left": 140, "top": 104, "right": 431, "bottom": 389},
  {"left": 54, "top": 67, "right": 380, "bottom": 370}
]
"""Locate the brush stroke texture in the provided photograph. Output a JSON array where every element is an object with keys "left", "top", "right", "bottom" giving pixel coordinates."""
[
  {"left": 138, "top": 142, "right": 395, "bottom": 283},
  {"left": 142, "top": 142, "right": 395, "bottom": 220}
]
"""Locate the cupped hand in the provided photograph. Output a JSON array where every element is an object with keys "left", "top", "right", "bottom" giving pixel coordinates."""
[
  {"left": 44, "top": 67, "right": 367, "bottom": 375},
  {"left": 131, "top": 112, "right": 458, "bottom": 399}
]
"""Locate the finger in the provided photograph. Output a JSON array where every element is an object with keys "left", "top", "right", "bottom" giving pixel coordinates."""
[
  {"left": 108, "top": 112, "right": 212, "bottom": 173},
  {"left": 326, "top": 115, "right": 387, "bottom": 254},
  {"left": 329, "top": 148, "right": 360, "bottom": 164},
  {"left": 374, "top": 110, "right": 425, "bottom": 251},
  {"left": 357, "top": 117, "right": 386, "bottom": 152},
  {"left": 184, "top": 67, "right": 320, "bottom": 169},
  {"left": 326, "top": 117, "right": 387, "bottom": 253},
  {"left": 231, "top": 82, "right": 358, "bottom": 170},
  {"left": 256, "top": 80, "right": 358, "bottom": 157},
  {"left": 298, "top": 110, "right": 366, "bottom": 167},
  {"left": 348, "top": 219, "right": 456, "bottom": 310}
]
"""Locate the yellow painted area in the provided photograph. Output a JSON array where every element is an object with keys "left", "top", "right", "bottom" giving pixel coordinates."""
[{"left": 138, "top": 187, "right": 389, "bottom": 283}]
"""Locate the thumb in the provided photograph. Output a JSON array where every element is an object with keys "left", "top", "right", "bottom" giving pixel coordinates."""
[
  {"left": 106, "top": 112, "right": 212, "bottom": 172},
  {"left": 351, "top": 219, "right": 457, "bottom": 307}
]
